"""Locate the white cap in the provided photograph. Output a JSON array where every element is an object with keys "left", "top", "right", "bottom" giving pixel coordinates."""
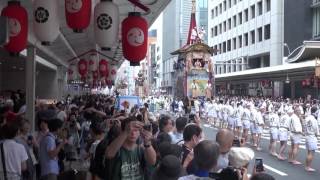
[{"left": 229, "top": 147, "right": 255, "bottom": 168}]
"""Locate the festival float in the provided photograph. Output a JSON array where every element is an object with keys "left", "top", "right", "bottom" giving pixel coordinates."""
[{"left": 171, "top": 0, "right": 217, "bottom": 99}]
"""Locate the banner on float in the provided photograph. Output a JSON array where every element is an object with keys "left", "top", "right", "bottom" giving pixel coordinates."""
[
  {"left": 115, "top": 96, "right": 141, "bottom": 110},
  {"left": 187, "top": 69, "right": 209, "bottom": 98}
]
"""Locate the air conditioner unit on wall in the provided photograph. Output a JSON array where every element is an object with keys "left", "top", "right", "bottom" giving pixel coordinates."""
[{"left": 0, "top": 16, "right": 9, "bottom": 46}]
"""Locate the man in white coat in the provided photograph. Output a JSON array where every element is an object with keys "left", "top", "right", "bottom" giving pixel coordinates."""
[
  {"left": 304, "top": 107, "right": 319, "bottom": 172},
  {"left": 268, "top": 108, "right": 280, "bottom": 156},
  {"left": 278, "top": 110, "right": 290, "bottom": 160},
  {"left": 288, "top": 107, "right": 303, "bottom": 165},
  {"left": 242, "top": 103, "right": 251, "bottom": 144}
]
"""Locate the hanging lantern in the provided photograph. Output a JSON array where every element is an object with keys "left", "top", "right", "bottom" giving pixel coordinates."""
[
  {"left": 306, "top": 79, "right": 310, "bottom": 86},
  {"left": 109, "top": 64, "right": 117, "bottom": 84},
  {"left": 1, "top": 1, "right": 28, "bottom": 55},
  {"left": 68, "top": 66, "right": 74, "bottom": 81},
  {"left": 99, "top": 59, "right": 109, "bottom": 77},
  {"left": 94, "top": 0, "right": 119, "bottom": 51},
  {"left": 106, "top": 77, "right": 113, "bottom": 89},
  {"left": 88, "top": 53, "right": 99, "bottom": 72},
  {"left": 122, "top": 12, "right": 148, "bottom": 66},
  {"left": 92, "top": 71, "right": 99, "bottom": 80},
  {"left": 65, "top": 0, "right": 91, "bottom": 33},
  {"left": 33, "top": 0, "right": 60, "bottom": 45},
  {"left": 78, "top": 59, "right": 88, "bottom": 80}
]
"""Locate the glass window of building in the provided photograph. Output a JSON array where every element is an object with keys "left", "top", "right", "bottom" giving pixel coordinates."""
[
  {"left": 264, "top": 24, "right": 270, "bottom": 40},
  {"left": 227, "top": 40, "right": 231, "bottom": 51},
  {"left": 258, "top": 27, "right": 263, "bottom": 42},
  {"left": 251, "top": 5, "right": 255, "bottom": 19},
  {"left": 239, "top": 12, "right": 243, "bottom": 24},
  {"left": 224, "top": 0, "right": 227, "bottom": 11},
  {"left": 215, "top": 26, "right": 218, "bottom": 36},
  {"left": 228, "top": 18, "right": 232, "bottom": 29},
  {"left": 313, "top": 6, "right": 320, "bottom": 38},
  {"left": 233, "top": 38, "right": 237, "bottom": 50},
  {"left": 266, "top": 0, "right": 271, "bottom": 12},
  {"left": 211, "top": 9, "right": 214, "bottom": 19},
  {"left": 238, "top": 35, "right": 242, "bottom": 48},
  {"left": 258, "top": 1, "right": 263, "bottom": 15},
  {"left": 223, "top": 42, "right": 226, "bottom": 53},
  {"left": 219, "top": 23, "right": 222, "bottom": 34},
  {"left": 251, "top": 30, "right": 255, "bottom": 44},
  {"left": 244, "top": 9, "right": 249, "bottom": 22},
  {"left": 199, "top": 0, "right": 207, "bottom": 8},
  {"left": 244, "top": 33, "right": 248, "bottom": 46},
  {"left": 219, "top": 44, "right": 222, "bottom": 54},
  {"left": 211, "top": 28, "right": 214, "bottom": 37},
  {"left": 215, "top": 7, "right": 218, "bottom": 16},
  {"left": 223, "top": 21, "right": 226, "bottom": 32},
  {"left": 233, "top": 0, "right": 237, "bottom": 5},
  {"left": 220, "top": 3, "right": 222, "bottom": 14},
  {"left": 214, "top": 45, "right": 218, "bottom": 55},
  {"left": 233, "top": 15, "right": 237, "bottom": 27},
  {"left": 228, "top": 0, "right": 231, "bottom": 8}
]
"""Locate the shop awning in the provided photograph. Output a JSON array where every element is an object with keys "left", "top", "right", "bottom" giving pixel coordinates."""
[
  {"left": 286, "top": 41, "right": 320, "bottom": 63},
  {"left": 215, "top": 60, "right": 315, "bottom": 82}
]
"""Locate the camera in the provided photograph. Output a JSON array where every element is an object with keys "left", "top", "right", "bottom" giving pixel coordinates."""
[
  {"left": 143, "top": 124, "right": 152, "bottom": 131},
  {"left": 232, "top": 139, "right": 241, "bottom": 147},
  {"left": 209, "top": 166, "right": 240, "bottom": 180}
]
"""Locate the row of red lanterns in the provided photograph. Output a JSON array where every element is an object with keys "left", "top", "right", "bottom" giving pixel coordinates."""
[
  {"left": 69, "top": 58, "right": 117, "bottom": 84},
  {"left": 301, "top": 77, "right": 317, "bottom": 87},
  {"left": 1, "top": 0, "right": 147, "bottom": 66}
]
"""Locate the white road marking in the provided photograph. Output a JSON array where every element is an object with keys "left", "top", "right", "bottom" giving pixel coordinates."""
[{"left": 263, "top": 164, "right": 288, "bottom": 176}]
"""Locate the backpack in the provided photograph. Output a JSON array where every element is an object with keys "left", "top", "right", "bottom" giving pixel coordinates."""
[{"left": 89, "top": 135, "right": 109, "bottom": 179}]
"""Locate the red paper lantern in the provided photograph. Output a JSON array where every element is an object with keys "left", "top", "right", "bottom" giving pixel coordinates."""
[
  {"left": 306, "top": 79, "right": 311, "bottom": 86},
  {"left": 106, "top": 77, "right": 113, "bottom": 89},
  {"left": 1, "top": 1, "right": 28, "bottom": 55},
  {"left": 65, "top": 0, "right": 91, "bottom": 33},
  {"left": 122, "top": 12, "right": 148, "bottom": 66},
  {"left": 78, "top": 59, "right": 88, "bottom": 78},
  {"left": 92, "top": 70, "right": 99, "bottom": 80},
  {"left": 99, "top": 59, "right": 108, "bottom": 77}
]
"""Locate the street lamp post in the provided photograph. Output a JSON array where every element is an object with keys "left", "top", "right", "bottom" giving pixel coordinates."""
[{"left": 284, "top": 43, "right": 291, "bottom": 56}]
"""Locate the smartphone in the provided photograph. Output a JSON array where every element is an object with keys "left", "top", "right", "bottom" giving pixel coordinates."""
[
  {"left": 255, "top": 158, "right": 264, "bottom": 172},
  {"left": 232, "top": 139, "right": 240, "bottom": 147},
  {"left": 143, "top": 124, "right": 152, "bottom": 131}
]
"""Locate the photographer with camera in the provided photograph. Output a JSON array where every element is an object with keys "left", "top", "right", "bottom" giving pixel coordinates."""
[{"left": 105, "top": 116, "right": 156, "bottom": 180}]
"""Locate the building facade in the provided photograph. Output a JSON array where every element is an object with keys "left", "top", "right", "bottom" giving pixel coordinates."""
[
  {"left": 208, "top": 0, "right": 313, "bottom": 75},
  {"left": 208, "top": 0, "right": 315, "bottom": 97},
  {"left": 313, "top": 0, "right": 320, "bottom": 40}
]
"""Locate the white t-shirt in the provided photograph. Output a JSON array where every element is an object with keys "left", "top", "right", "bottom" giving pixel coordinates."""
[
  {"left": 289, "top": 114, "right": 302, "bottom": 133},
  {"left": 56, "top": 111, "right": 67, "bottom": 121},
  {"left": 0, "top": 140, "right": 28, "bottom": 176}
]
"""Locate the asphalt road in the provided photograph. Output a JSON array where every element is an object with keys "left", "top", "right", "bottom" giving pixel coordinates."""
[{"left": 201, "top": 124, "right": 320, "bottom": 180}]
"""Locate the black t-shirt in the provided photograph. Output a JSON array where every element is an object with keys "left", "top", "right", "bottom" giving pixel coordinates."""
[{"left": 181, "top": 144, "right": 192, "bottom": 165}]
